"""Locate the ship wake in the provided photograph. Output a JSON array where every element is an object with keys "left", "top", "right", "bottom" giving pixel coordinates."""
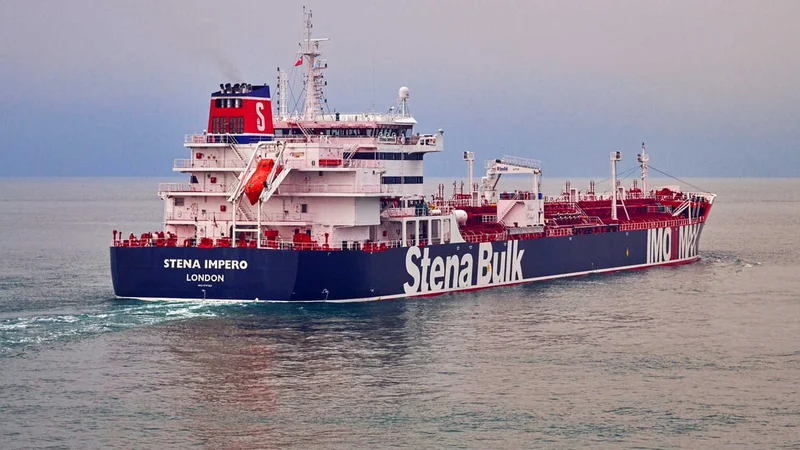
[{"left": 0, "top": 300, "right": 252, "bottom": 357}]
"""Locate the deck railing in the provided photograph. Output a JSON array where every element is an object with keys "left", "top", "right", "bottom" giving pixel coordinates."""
[
  {"left": 157, "top": 183, "right": 231, "bottom": 194},
  {"left": 261, "top": 212, "right": 315, "bottom": 223},
  {"left": 112, "top": 234, "right": 407, "bottom": 252},
  {"left": 617, "top": 215, "right": 705, "bottom": 231},
  {"left": 545, "top": 227, "right": 574, "bottom": 237},
  {"left": 184, "top": 134, "right": 274, "bottom": 144},
  {"left": 278, "top": 183, "right": 382, "bottom": 195},
  {"left": 462, "top": 231, "right": 507, "bottom": 243},
  {"left": 157, "top": 183, "right": 195, "bottom": 193},
  {"left": 173, "top": 158, "right": 246, "bottom": 170},
  {"left": 342, "top": 159, "right": 383, "bottom": 169},
  {"left": 380, "top": 207, "right": 417, "bottom": 218}
]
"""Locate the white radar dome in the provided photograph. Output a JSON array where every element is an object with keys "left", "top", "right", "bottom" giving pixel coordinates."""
[{"left": 398, "top": 86, "right": 410, "bottom": 99}]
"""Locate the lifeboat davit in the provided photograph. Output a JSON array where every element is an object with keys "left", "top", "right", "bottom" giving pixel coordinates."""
[{"left": 244, "top": 159, "right": 281, "bottom": 205}]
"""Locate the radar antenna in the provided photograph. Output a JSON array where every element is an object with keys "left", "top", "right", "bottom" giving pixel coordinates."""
[{"left": 398, "top": 87, "right": 410, "bottom": 117}]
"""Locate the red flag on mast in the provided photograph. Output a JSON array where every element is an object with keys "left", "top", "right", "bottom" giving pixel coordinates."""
[{"left": 294, "top": 56, "right": 303, "bottom": 66}]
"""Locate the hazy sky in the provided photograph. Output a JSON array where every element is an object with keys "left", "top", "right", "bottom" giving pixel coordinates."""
[{"left": 1, "top": 0, "right": 798, "bottom": 177}]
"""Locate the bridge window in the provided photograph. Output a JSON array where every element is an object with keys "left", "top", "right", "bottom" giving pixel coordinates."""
[
  {"left": 301, "top": 203, "right": 308, "bottom": 213},
  {"left": 348, "top": 152, "right": 424, "bottom": 161},
  {"left": 230, "top": 117, "right": 244, "bottom": 134},
  {"left": 309, "top": 128, "right": 372, "bottom": 137},
  {"left": 381, "top": 176, "right": 402, "bottom": 184},
  {"left": 378, "top": 178, "right": 420, "bottom": 189},
  {"left": 376, "top": 129, "right": 398, "bottom": 137},
  {"left": 275, "top": 128, "right": 304, "bottom": 136}
]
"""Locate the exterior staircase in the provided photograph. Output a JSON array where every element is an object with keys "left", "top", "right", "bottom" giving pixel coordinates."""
[
  {"left": 237, "top": 201, "right": 256, "bottom": 222},
  {"left": 225, "top": 134, "right": 248, "bottom": 164},
  {"left": 672, "top": 199, "right": 691, "bottom": 217}
]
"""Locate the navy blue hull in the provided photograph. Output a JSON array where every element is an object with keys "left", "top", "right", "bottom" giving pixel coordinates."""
[{"left": 110, "top": 223, "right": 704, "bottom": 302}]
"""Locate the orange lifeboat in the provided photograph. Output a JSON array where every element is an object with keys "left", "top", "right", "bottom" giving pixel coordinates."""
[{"left": 243, "top": 159, "right": 281, "bottom": 205}]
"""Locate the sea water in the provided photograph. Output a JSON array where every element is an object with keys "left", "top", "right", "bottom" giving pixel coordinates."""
[{"left": 0, "top": 177, "right": 798, "bottom": 448}]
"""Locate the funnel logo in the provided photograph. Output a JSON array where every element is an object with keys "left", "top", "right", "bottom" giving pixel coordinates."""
[
  {"left": 256, "top": 102, "right": 266, "bottom": 131},
  {"left": 403, "top": 241, "right": 525, "bottom": 294}
]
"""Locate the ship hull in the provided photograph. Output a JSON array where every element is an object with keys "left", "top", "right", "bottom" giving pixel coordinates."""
[{"left": 110, "top": 223, "right": 705, "bottom": 302}]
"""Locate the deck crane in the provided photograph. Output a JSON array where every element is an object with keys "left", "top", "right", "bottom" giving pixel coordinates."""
[
  {"left": 468, "top": 156, "right": 546, "bottom": 231},
  {"left": 479, "top": 156, "right": 542, "bottom": 205}
]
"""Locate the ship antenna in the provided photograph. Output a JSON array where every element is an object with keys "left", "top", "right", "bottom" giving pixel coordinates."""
[
  {"left": 637, "top": 142, "right": 649, "bottom": 196},
  {"left": 300, "top": 7, "right": 329, "bottom": 121}
]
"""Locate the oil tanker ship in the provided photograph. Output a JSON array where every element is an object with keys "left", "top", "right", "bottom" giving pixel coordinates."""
[{"left": 109, "top": 10, "right": 715, "bottom": 302}]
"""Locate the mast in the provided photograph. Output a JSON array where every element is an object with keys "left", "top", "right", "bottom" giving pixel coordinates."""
[
  {"left": 276, "top": 68, "right": 288, "bottom": 120},
  {"left": 637, "top": 142, "right": 649, "bottom": 196},
  {"left": 610, "top": 151, "right": 622, "bottom": 221},
  {"left": 463, "top": 151, "right": 475, "bottom": 206},
  {"left": 300, "top": 7, "right": 329, "bottom": 120}
]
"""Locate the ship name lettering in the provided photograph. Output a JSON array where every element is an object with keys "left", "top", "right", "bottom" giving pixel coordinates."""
[
  {"left": 163, "top": 259, "right": 248, "bottom": 270},
  {"left": 403, "top": 241, "right": 524, "bottom": 295},
  {"left": 678, "top": 224, "right": 699, "bottom": 259},
  {"left": 186, "top": 273, "right": 224, "bottom": 283},
  {"left": 646, "top": 227, "right": 672, "bottom": 264},
  {"left": 403, "top": 247, "right": 473, "bottom": 294},
  {"left": 204, "top": 259, "right": 248, "bottom": 270},
  {"left": 476, "top": 241, "right": 524, "bottom": 287},
  {"left": 163, "top": 258, "right": 201, "bottom": 269}
]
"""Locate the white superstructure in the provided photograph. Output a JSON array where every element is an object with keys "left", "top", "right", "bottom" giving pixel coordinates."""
[{"left": 159, "top": 9, "right": 451, "bottom": 251}]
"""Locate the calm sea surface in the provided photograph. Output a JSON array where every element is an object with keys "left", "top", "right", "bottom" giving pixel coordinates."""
[{"left": 0, "top": 177, "right": 798, "bottom": 449}]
